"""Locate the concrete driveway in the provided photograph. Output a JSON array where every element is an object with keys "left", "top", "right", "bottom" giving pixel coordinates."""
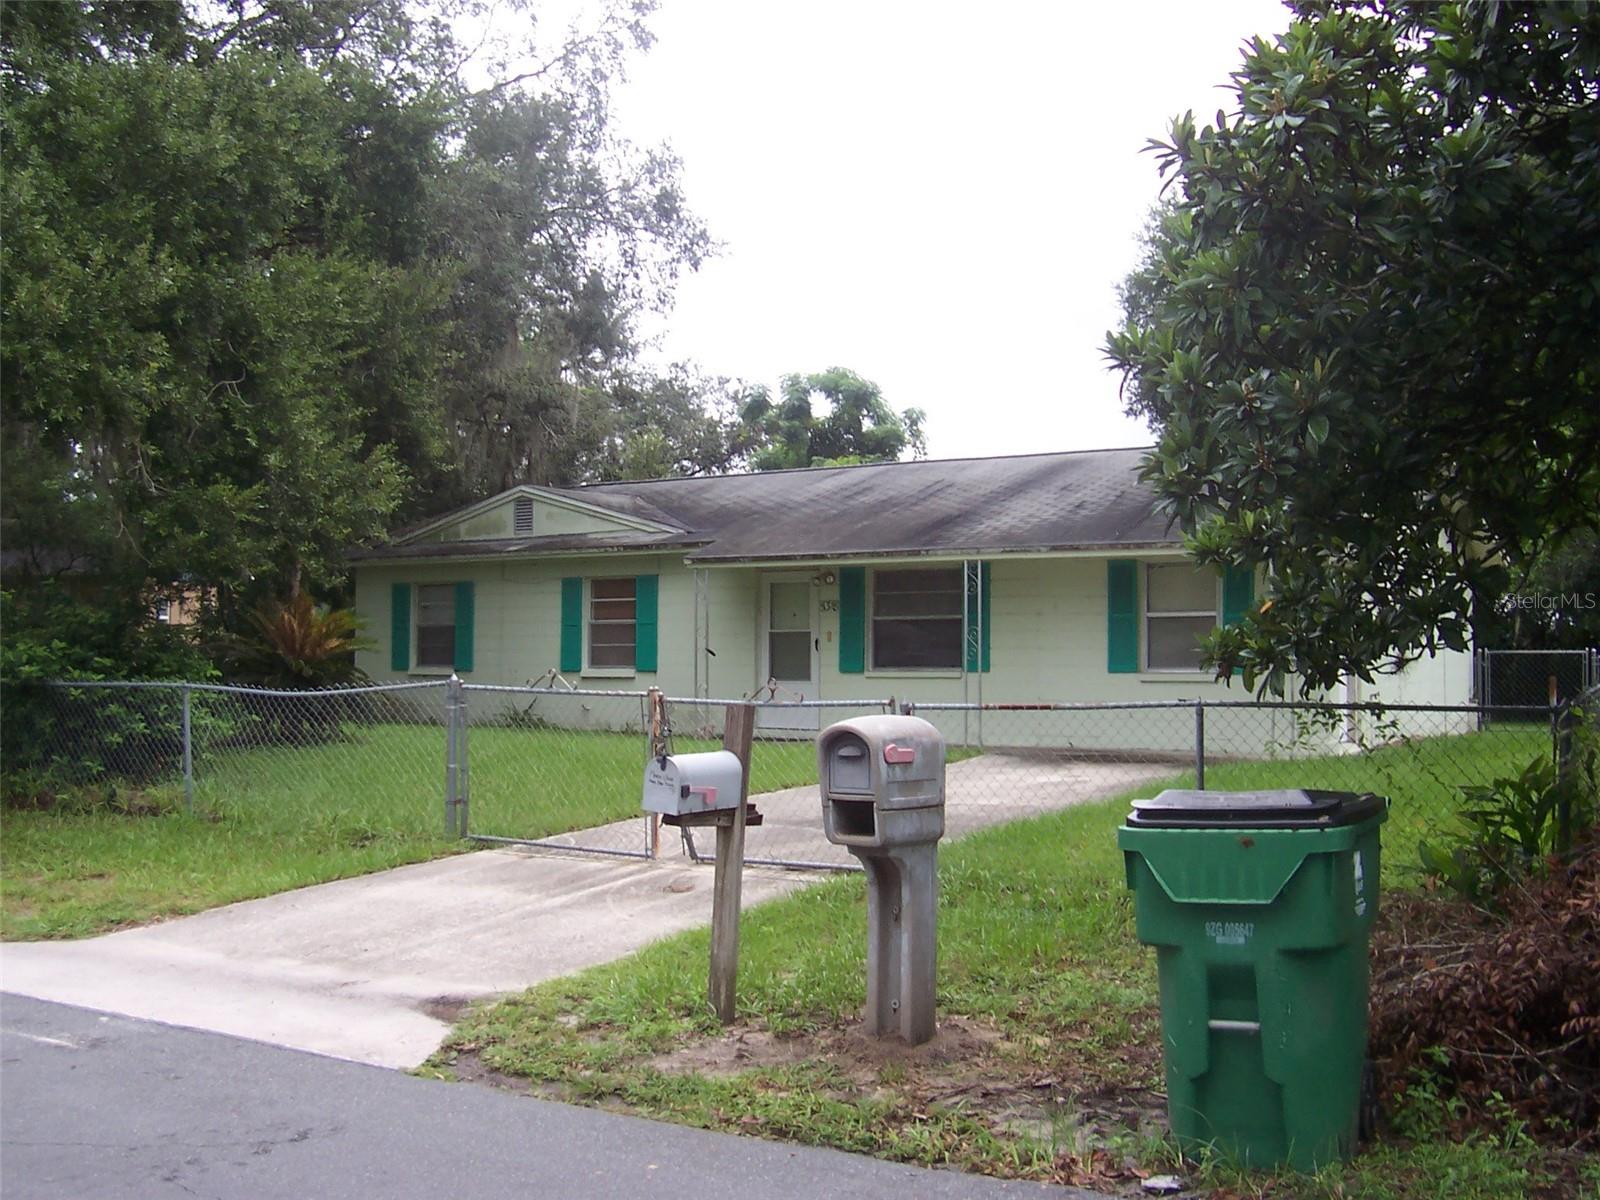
[
  {"left": 0, "top": 754, "right": 1171, "bottom": 1069},
  {"left": 554, "top": 752, "right": 1178, "bottom": 868}
]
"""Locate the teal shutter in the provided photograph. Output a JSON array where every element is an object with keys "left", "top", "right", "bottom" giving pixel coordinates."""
[
  {"left": 964, "top": 560, "right": 992, "bottom": 672},
  {"left": 1107, "top": 560, "right": 1139, "bottom": 673},
  {"left": 560, "top": 577, "right": 583, "bottom": 673},
  {"left": 634, "top": 574, "right": 658, "bottom": 672},
  {"left": 452, "top": 581, "right": 475, "bottom": 672},
  {"left": 1222, "top": 565, "right": 1255, "bottom": 627},
  {"left": 838, "top": 567, "right": 866, "bottom": 673},
  {"left": 390, "top": 583, "right": 411, "bottom": 672}
]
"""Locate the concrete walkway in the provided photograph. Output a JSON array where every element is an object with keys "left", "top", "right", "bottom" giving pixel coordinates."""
[{"left": 0, "top": 754, "right": 1172, "bottom": 1069}]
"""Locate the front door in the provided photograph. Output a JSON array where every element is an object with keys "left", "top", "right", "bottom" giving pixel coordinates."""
[{"left": 760, "top": 574, "right": 820, "bottom": 730}]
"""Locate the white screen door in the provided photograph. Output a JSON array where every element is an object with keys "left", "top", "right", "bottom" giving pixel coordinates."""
[{"left": 760, "top": 575, "right": 820, "bottom": 730}]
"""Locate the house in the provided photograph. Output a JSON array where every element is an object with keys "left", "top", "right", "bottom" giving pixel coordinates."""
[{"left": 348, "top": 447, "right": 1472, "bottom": 749}]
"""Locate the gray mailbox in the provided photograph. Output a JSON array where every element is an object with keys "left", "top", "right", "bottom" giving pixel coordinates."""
[
  {"left": 642, "top": 750, "right": 745, "bottom": 817},
  {"left": 817, "top": 715, "right": 946, "bottom": 1045}
]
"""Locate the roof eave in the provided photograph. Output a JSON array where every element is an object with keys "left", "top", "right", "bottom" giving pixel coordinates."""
[{"left": 685, "top": 541, "right": 1186, "bottom": 567}]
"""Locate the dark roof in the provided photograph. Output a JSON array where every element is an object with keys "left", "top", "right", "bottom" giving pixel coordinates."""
[
  {"left": 349, "top": 530, "right": 706, "bottom": 563},
  {"left": 356, "top": 448, "right": 1178, "bottom": 565}
]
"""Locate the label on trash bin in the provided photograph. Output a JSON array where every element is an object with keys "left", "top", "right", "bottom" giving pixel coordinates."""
[
  {"left": 1353, "top": 852, "right": 1367, "bottom": 917},
  {"left": 1205, "top": 920, "right": 1254, "bottom": 946}
]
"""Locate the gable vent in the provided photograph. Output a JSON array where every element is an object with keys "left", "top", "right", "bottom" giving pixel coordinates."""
[{"left": 513, "top": 496, "right": 534, "bottom": 535}]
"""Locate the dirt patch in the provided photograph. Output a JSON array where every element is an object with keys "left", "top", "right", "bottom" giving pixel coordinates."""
[
  {"left": 443, "top": 1048, "right": 575, "bottom": 1103},
  {"left": 418, "top": 995, "right": 476, "bottom": 1024},
  {"left": 651, "top": 1012, "right": 1165, "bottom": 1159},
  {"left": 648, "top": 1014, "right": 1004, "bottom": 1081}
]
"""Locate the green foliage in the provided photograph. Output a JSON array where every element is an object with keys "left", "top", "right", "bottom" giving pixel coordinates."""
[
  {"left": 1, "top": 0, "right": 711, "bottom": 651},
  {"left": 1105, "top": 2, "right": 1600, "bottom": 694},
  {"left": 0, "top": 586, "right": 217, "bottom": 799},
  {"left": 569, "top": 367, "right": 759, "bottom": 482},
  {"left": 221, "top": 592, "right": 370, "bottom": 688},
  {"left": 1418, "top": 728, "right": 1598, "bottom": 906},
  {"left": 741, "top": 368, "right": 927, "bottom": 471}
]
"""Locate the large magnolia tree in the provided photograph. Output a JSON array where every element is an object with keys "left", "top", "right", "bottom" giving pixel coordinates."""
[{"left": 1106, "top": 1, "right": 1600, "bottom": 693}]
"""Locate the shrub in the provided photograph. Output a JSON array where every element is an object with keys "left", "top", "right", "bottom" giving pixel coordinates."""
[{"left": 0, "top": 585, "right": 216, "bottom": 804}]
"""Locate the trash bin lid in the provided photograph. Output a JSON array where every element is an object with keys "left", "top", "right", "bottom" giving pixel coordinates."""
[{"left": 1126, "top": 788, "right": 1385, "bottom": 829}]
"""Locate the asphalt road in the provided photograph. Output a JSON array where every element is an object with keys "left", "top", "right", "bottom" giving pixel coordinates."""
[{"left": 0, "top": 994, "right": 1097, "bottom": 1200}]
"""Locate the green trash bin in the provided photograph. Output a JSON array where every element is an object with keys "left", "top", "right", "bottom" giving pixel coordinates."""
[{"left": 1118, "top": 789, "right": 1386, "bottom": 1170}]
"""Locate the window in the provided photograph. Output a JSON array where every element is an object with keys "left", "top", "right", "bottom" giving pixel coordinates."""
[
  {"left": 871, "top": 567, "right": 964, "bottom": 670},
  {"left": 588, "top": 577, "right": 637, "bottom": 668},
  {"left": 1145, "top": 563, "right": 1218, "bottom": 671},
  {"left": 415, "top": 584, "right": 456, "bottom": 668}
]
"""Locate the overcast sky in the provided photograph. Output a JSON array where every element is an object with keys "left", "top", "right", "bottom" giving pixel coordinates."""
[{"left": 573, "top": 0, "right": 1293, "bottom": 459}]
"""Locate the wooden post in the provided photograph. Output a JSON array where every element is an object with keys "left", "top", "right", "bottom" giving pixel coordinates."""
[{"left": 709, "top": 702, "right": 755, "bottom": 1024}]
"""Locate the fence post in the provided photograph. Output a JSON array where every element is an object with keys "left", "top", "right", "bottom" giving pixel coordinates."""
[
  {"left": 1549, "top": 673, "right": 1560, "bottom": 774},
  {"left": 181, "top": 685, "right": 194, "bottom": 814},
  {"left": 458, "top": 679, "right": 471, "bottom": 838},
  {"left": 444, "top": 675, "right": 461, "bottom": 838},
  {"left": 646, "top": 688, "right": 665, "bottom": 859},
  {"left": 1194, "top": 699, "right": 1206, "bottom": 791}
]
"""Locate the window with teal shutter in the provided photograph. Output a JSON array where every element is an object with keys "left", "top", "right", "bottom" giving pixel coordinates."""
[
  {"left": 1221, "top": 565, "right": 1255, "bottom": 677},
  {"left": 453, "top": 581, "right": 475, "bottom": 672},
  {"left": 634, "top": 574, "right": 659, "bottom": 672},
  {"left": 838, "top": 567, "right": 866, "bottom": 673},
  {"left": 1221, "top": 565, "right": 1255, "bottom": 627},
  {"left": 559, "top": 578, "right": 583, "bottom": 673},
  {"left": 390, "top": 583, "right": 411, "bottom": 672},
  {"left": 1107, "top": 560, "right": 1138, "bottom": 673}
]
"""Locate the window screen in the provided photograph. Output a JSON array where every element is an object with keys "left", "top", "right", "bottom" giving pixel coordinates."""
[
  {"left": 1145, "top": 563, "right": 1217, "bottom": 671},
  {"left": 416, "top": 584, "right": 456, "bottom": 668},
  {"left": 588, "top": 577, "right": 636, "bottom": 668},
  {"left": 871, "top": 567, "right": 964, "bottom": 670}
]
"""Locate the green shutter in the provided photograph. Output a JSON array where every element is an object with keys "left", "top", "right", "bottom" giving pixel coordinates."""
[
  {"left": 964, "top": 560, "right": 992, "bottom": 672},
  {"left": 1222, "top": 565, "right": 1255, "bottom": 627},
  {"left": 560, "top": 577, "right": 583, "bottom": 673},
  {"left": 452, "top": 581, "right": 475, "bottom": 673},
  {"left": 390, "top": 583, "right": 411, "bottom": 672},
  {"left": 838, "top": 567, "right": 865, "bottom": 674},
  {"left": 634, "top": 574, "right": 658, "bottom": 672},
  {"left": 1107, "top": 560, "right": 1139, "bottom": 673}
]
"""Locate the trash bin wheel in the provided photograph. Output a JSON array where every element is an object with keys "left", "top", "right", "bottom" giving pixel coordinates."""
[{"left": 1358, "top": 1058, "right": 1380, "bottom": 1142}]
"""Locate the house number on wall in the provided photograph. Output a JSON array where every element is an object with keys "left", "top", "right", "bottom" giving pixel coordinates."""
[{"left": 819, "top": 600, "right": 839, "bottom": 613}]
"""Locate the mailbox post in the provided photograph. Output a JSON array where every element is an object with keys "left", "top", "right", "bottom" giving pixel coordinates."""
[
  {"left": 641, "top": 703, "right": 759, "bottom": 1025},
  {"left": 817, "top": 715, "right": 946, "bottom": 1045}
]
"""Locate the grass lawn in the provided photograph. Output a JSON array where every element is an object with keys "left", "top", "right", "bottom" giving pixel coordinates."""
[
  {"left": 434, "top": 725, "right": 1589, "bottom": 1198},
  {"left": 0, "top": 724, "right": 831, "bottom": 940},
  {"left": 1115, "top": 722, "right": 1552, "bottom": 879}
]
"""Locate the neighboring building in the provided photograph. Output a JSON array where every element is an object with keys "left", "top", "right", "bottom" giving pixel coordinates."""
[
  {"left": 0, "top": 543, "right": 210, "bottom": 628},
  {"left": 348, "top": 448, "right": 1471, "bottom": 749}
]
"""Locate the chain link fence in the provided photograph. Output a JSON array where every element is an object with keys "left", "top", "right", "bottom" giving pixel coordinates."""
[
  {"left": 24, "top": 680, "right": 1576, "bottom": 877},
  {"left": 1475, "top": 647, "right": 1600, "bottom": 717},
  {"left": 31, "top": 680, "right": 448, "bottom": 837}
]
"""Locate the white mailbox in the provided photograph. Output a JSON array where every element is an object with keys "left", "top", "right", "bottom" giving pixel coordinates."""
[{"left": 642, "top": 750, "right": 745, "bottom": 817}]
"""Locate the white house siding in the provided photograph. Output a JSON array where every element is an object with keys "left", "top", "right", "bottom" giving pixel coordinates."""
[
  {"left": 354, "top": 552, "right": 1466, "bottom": 756},
  {"left": 786, "top": 556, "right": 1261, "bottom": 756}
]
